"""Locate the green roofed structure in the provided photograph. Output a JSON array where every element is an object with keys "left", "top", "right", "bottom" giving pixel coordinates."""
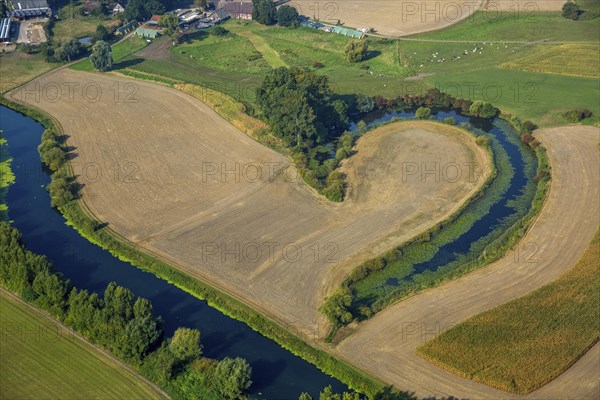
[
  {"left": 135, "top": 27, "right": 160, "bottom": 39},
  {"left": 116, "top": 20, "right": 138, "bottom": 36},
  {"left": 332, "top": 26, "right": 365, "bottom": 39}
]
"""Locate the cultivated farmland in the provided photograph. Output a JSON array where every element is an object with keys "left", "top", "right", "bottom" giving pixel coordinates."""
[
  {"left": 417, "top": 230, "right": 600, "bottom": 394},
  {"left": 0, "top": 289, "right": 166, "bottom": 400},
  {"left": 333, "top": 125, "right": 600, "bottom": 399},
  {"left": 11, "top": 69, "right": 491, "bottom": 339}
]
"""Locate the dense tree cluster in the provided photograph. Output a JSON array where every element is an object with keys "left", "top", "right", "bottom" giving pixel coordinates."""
[
  {"left": 125, "top": 0, "right": 167, "bottom": 21},
  {"left": 252, "top": 1, "right": 300, "bottom": 26},
  {"left": 37, "top": 127, "right": 77, "bottom": 207},
  {"left": 252, "top": 0, "right": 277, "bottom": 25},
  {"left": 277, "top": 5, "right": 300, "bottom": 27},
  {"left": 256, "top": 67, "right": 351, "bottom": 200}
]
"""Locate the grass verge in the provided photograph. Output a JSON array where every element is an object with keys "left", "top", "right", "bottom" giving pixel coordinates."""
[
  {"left": 0, "top": 288, "right": 166, "bottom": 400},
  {"left": 417, "top": 230, "right": 600, "bottom": 394}
]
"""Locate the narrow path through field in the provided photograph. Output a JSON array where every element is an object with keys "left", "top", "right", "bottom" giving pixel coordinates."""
[
  {"left": 334, "top": 126, "right": 600, "bottom": 399},
  {"left": 229, "top": 27, "right": 288, "bottom": 68}
]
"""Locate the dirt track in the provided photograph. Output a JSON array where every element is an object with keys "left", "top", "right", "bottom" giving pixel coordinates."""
[
  {"left": 334, "top": 125, "right": 600, "bottom": 398},
  {"left": 11, "top": 69, "right": 490, "bottom": 340},
  {"left": 289, "top": 1, "right": 563, "bottom": 37}
]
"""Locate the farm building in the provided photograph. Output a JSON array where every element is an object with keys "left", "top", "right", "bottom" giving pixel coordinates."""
[
  {"left": 8, "top": 0, "right": 51, "bottom": 19},
  {"left": 0, "top": 18, "right": 11, "bottom": 43},
  {"left": 135, "top": 27, "right": 160, "bottom": 39},
  {"left": 116, "top": 20, "right": 138, "bottom": 36},
  {"left": 331, "top": 26, "right": 365, "bottom": 39},
  {"left": 223, "top": 1, "right": 253, "bottom": 20},
  {"left": 112, "top": 2, "right": 125, "bottom": 14}
]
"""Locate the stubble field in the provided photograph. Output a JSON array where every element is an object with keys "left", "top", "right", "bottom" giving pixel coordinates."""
[{"left": 12, "top": 69, "right": 491, "bottom": 339}]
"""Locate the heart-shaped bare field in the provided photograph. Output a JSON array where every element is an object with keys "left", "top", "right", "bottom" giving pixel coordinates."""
[{"left": 14, "top": 69, "right": 491, "bottom": 339}]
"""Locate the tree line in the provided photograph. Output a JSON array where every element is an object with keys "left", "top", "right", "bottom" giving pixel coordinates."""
[{"left": 0, "top": 221, "right": 253, "bottom": 399}]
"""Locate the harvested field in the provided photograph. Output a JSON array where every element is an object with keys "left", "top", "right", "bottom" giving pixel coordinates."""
[
  {"left": 334, "top": 125, "right": 600, "bottom": 398},
  {"left": 11, "top": 69, "right": 491, "bottom": 340},
  {"left": 288, "top": 1, "right": 563, "bottom": 37}
]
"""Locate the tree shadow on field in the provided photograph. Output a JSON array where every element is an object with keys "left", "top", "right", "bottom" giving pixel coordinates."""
[
  {"left": 363, "top": 50, "right": 382, "bottom": 62},
  {"left": 182, "top": 30, "right": 209, "bottom": 44},
  {"left": 113, "top": 57, "right": 144, "bottom": 70}
]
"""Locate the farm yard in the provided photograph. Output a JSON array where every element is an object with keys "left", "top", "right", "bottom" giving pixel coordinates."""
[
  {"left": 11, "top": 69, "right": 491, "bottom": 339},
  {"left": 0, "top": 289, "right": 166, "bottom": 400}
]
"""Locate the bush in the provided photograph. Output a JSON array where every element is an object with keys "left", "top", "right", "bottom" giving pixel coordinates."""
[
  {"left": 415, "top": 106, "right": 431, "bottom": 119},
  {"left": 344, "top": 41, "right": 368, "bottom": 63},
  {"left": 277, "top": 5, "right": 299, "bottom": 27},
  {"left": 444, "top": 117, "right": 456, "bottom": 125},
  {"left": 469, "top": 100, "right": 499, "bottom": 119},
  {"left": 562, "top": 1, "right": 581, "bottom": 20},
  {"left": 211, "top": 26, "right": 228, "bottom": 36},
  {"left": 563, "top": 109, "right": 593, "bottom": 122}
]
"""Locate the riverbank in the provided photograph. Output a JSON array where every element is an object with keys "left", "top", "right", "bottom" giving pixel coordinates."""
[{"left": 0, "top": 95, "right": 387, "bottom": 397}]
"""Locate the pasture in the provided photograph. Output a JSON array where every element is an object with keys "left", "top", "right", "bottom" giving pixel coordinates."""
[
  {"left": 11, "top": 69, "right": 491, "bottom": 340},
  {"left": 117, "top": 17, "right": 599, "bottom": 125},
  {"left": 499, "top": 43, "right": 600, "bottom": 78},
  {"left": 0, "top": 289, "right": 166, "bottom": 400},
  {"left": 417, "top": 230, "right": 600, "bottom": 394},
  {"left": 0, "top": 51, "right": 56, "bottom": 93}
]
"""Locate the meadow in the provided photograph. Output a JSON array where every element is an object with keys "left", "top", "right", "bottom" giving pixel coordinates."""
[
  {"left": 51, "top": 2, "right": 119, "bottom": 43},
  {"left": 71, "top": 35, "right": 148, "bottom": 72},
  {"left": 116, "top": 14, "right": 599, "bottom": 125},
  {"left": 0, "top": 51, "right": 57, "bottom": 93},
  {"left": 0, "top": 289, "right": 165, "bottom": 400},
  {"left": 417, "top": 230, "right": 600, "bottom": 394},
  {"left": 499, "top": 43, "right": 600, "bottom": 78}
]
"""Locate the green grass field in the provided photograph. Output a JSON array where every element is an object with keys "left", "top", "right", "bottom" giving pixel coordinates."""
[
  {"left": 115, "top": 16, "right": 598, "bottom": 125},
  {"left": 71, "top": 36, "right": 148, "bottom": 72},
  {"left": 417, "top": 231, "right": 600, "bottom": 394},
  {"left": 499, "top": 43, "right": 600, "bottom": 78},
  {"left": 411, "top": 11, "right": 600, "bottom": 42},
  {"left": 0, "top": 289, "right": 166, "bottom": 400},
  {"left": 0, "top": 51, "right": 57, "bottom": 93}
]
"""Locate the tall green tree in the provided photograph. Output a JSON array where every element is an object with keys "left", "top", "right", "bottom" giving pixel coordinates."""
[
  {"left": 214, "top": 357, "right": 253, "bottom": 399},
  {"left": 169, "top": 327, "right": 203, "bottom": 362},
  {"left": 90, "top": 40, "right": 113, "bottom": 72},
  {"left": 252, "top": 0, "right": 276, "bottom": 25},
  {"left": 277, "top": 5, "right": 299, "bottom": 27}
]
